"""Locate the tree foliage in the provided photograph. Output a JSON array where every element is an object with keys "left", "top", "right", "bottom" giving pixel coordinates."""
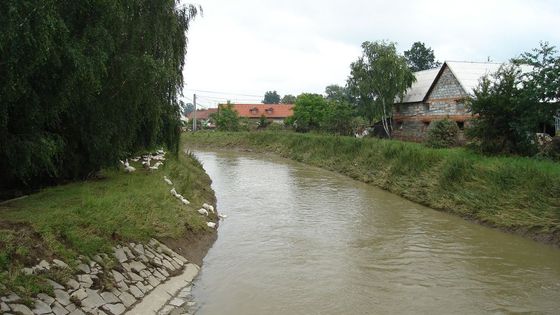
[
  {"left": 280, "top": 94, "right": 296, "bottom": 104},
  {"left": 404, "top": 42, "right": 441, "bottom": 72},
  {"left": 263, "top": 91, "right": 281, "bottom": 104},
  {"left": 182, "top": 102, "right": 195, "bottom": 115},
  {"left": 215, "top": 105, "right": 240, "bottom": 131},
  {"left": 286, "top": 93, "right": 355, "bottom": 135},
  {"left": 288, "top": 94, "right": 327, "bottom": 132},
  {"left": 322, "top": 100, "right": 355, "bottom": 135},
  {"left": 325, "top": 85, "right": 351, "bottom": 103},
  {"left": 347, "top": 41, "right": 416, "bottom": 136},
  {"left": 323, "top": 85, "right": 354, "bottom": 135},
  {"left": 0, "top": 0, "right": 199, "bottom": 189},
  {"left": 467, "top": 43, "right": 560, "bottom": 156},
  {"left": 513, "top": 42, "right": 560, "bottom": 124},
  {"left": 466, "top": 66, "right": 539, "bottom": 155}
]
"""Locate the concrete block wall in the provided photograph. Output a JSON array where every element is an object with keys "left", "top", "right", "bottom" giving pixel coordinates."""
[
  {"left": 392, "top": 120, "right": 430, "bottom": 142},
  {"left": 393, "top": 66, "right": 470, "bottom": 142},
  {"left": 428, "top": 67, "right": 467, "bottom": 100}
]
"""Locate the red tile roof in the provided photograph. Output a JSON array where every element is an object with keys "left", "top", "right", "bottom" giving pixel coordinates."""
[
  {"left": 186, "top": 108, "right": 218, "bottom": 120},
  {"left": 220, "top": 104, "right": 294, "bottom": 119}
]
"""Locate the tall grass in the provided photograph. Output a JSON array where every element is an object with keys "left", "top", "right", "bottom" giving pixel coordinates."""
[
  {"left": 0, "top": 149, "right": 214, "bottom": 299},
  {"left": 185, "top": 131, "right": 560, "bottom": 243}
]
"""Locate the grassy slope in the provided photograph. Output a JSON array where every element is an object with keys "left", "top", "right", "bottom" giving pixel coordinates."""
[
  {"left": 0, "top": 149, "right": 215, "bottom": 300},
  {"left": 186, "top": 131, "right": 560, "bottom": 244}
]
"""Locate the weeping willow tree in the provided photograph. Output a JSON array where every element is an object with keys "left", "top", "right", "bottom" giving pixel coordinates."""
[
  {"left": 347, "top": 41, "right": 415, "bottom": 137},
  {"left": 0, "top": 0, "right": 200, "bottom": 189}
]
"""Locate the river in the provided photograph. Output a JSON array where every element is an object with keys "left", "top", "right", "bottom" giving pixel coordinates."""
[{"left": 190, "top": 150, "right": 560, "bottom": 314}]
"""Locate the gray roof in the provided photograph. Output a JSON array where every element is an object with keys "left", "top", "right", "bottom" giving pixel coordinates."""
[
  {"left": 446, "top": 61, "right": 504, "bottom": 95},
  {"left": 399, "top": 67, "right": 441, "bottom": 103},
  {"left": 399, "top": 61, "right": 532, "bottom": 104}
]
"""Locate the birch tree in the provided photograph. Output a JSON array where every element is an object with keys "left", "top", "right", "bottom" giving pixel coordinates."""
[{"left": 347, "top": 41, "right": 415, "bottom": 137}]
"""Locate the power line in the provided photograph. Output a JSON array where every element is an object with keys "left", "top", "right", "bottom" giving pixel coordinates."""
[
  {"left": 192, "top": 101, "right": 211, "bottom": 109},
  {"left": 196, "top": 94, "right": 260, "bottom": 101},
  {"left": 183, "top": 89, "right": 266, "bottom": 109},
  {"left": 195, "top": 96, "right": 262, "bottom": 104},
  {"left": 185, "top": 88, "right": 263, "bottom": 98}
]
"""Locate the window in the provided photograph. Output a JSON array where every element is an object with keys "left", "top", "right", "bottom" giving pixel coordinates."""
[{"left": 423, "top": 103, "right": 430, "bottom": 111}]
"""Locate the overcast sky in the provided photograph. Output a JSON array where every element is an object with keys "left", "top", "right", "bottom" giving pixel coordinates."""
[{"left": 181, "top": 0, "right": 560, "bottom": 108}]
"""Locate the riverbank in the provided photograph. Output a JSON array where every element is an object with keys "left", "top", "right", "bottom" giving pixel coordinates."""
[
  {"left": 184, "top": 131, "right": 560, "bottom": 246},
  {"left": 0, "top": 148, "right": 218, "bottom": 309}
]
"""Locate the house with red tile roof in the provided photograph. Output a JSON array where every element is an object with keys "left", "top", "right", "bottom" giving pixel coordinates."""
[
  {"left": 186, "top": 108, "right": 218, "bottom": 121},
  {"left": 184, "top": 108, "right": 219, "bottom": 129},
  {"left": 219, "top": 104, "right": 294, "bottom": 123}
]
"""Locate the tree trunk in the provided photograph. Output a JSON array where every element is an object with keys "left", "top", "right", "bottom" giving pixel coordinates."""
[{"left": 381, "top": 99, "right": 391, "bottom": 138}]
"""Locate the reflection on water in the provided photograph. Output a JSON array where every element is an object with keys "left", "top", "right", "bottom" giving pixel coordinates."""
[{"left": 191, "top": 150, "right": 560, "bottom": 315}]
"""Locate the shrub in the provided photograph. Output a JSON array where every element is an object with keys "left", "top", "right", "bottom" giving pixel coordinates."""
[
  {"left": 215, "top": 105, "right": 240, "bottom": 131},
  {"left": 466, "top": 66, "right": 545, "bottom": 156},
  {"left": 291, "top": 93, "right": 328, "bottom": 132},
  {"left": 322, "top": 100, "right": 355, "bottom": 135},
  {"left": 258, "top": 115, "right": 271, "bottom": 129},
  {"left": 540, "top": 136, "right": 560, "bottom": 161},
  {"left": 427, "top": 119, "right": 460, "bottom": 148}
]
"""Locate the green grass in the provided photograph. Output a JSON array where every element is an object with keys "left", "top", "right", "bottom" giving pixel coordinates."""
[
  {"left": 0, "top": 148, "right": 214, "bottom": 299},
  {"left": 185, "top": 131, "right": 560, "bottom": 243}
]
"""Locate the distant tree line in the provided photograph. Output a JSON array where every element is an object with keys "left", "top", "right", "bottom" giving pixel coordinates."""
[
  {"left": 0, "top": 1, "right": 200, "bottom": 191},
  {"left": 261, "top": 91, "right": 296, "bottom": 104}
]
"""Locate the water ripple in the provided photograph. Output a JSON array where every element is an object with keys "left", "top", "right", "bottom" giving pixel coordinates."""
[{"left": 192, "top": 150, "right": 560, "bottom": 315}]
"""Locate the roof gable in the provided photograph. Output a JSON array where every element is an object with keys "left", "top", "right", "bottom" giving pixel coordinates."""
[
  {"left": 399, "top": 61, "right": 529, "bottom": 104},
  {"left": 424, "top": 63, "right": 468, "bottom": 100},
  {"left": 445, "top": 61, "right": 504, "bottom": 95}
]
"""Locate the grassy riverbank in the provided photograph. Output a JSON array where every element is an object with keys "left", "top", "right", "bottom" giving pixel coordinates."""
[
  {"left": 185, "top": 131, "right": 560, "bottom": 245},
  {"left": 0, "top": 149, "right": 215, "bottom": 301}
]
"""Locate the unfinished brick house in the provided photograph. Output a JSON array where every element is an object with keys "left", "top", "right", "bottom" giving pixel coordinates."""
[{"left": 392, "top": 61, "right": 505, "bottom": 141}]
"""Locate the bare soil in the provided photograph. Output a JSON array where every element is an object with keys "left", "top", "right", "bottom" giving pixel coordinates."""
[
  {"left": 161, "top": 227, "right": 218, "bottom": 266},
  {"left": 0, "top": 220, "right": 53, "bottom": 267}
]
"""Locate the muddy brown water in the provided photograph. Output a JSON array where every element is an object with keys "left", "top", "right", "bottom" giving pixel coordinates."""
[{"left": 190, "top": 150, "right": 560, "bottom": 315}]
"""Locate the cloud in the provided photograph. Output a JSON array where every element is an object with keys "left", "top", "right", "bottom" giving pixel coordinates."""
[{"left": 182, "top": 0, "right": 560, "bottom": 107}]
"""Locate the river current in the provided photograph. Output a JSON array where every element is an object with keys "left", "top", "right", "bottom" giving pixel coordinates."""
[{"left": 190, "top": 150, "right": 560, "bottom": 315}]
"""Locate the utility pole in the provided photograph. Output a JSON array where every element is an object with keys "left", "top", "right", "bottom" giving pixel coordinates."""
[{"left": 192, "top": 93, "right": 196, "bottom": 132}]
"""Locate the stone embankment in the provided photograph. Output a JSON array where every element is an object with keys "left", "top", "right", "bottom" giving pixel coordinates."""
[{"left": 0, "top": 239, "right": 201, "bottom": 315}]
